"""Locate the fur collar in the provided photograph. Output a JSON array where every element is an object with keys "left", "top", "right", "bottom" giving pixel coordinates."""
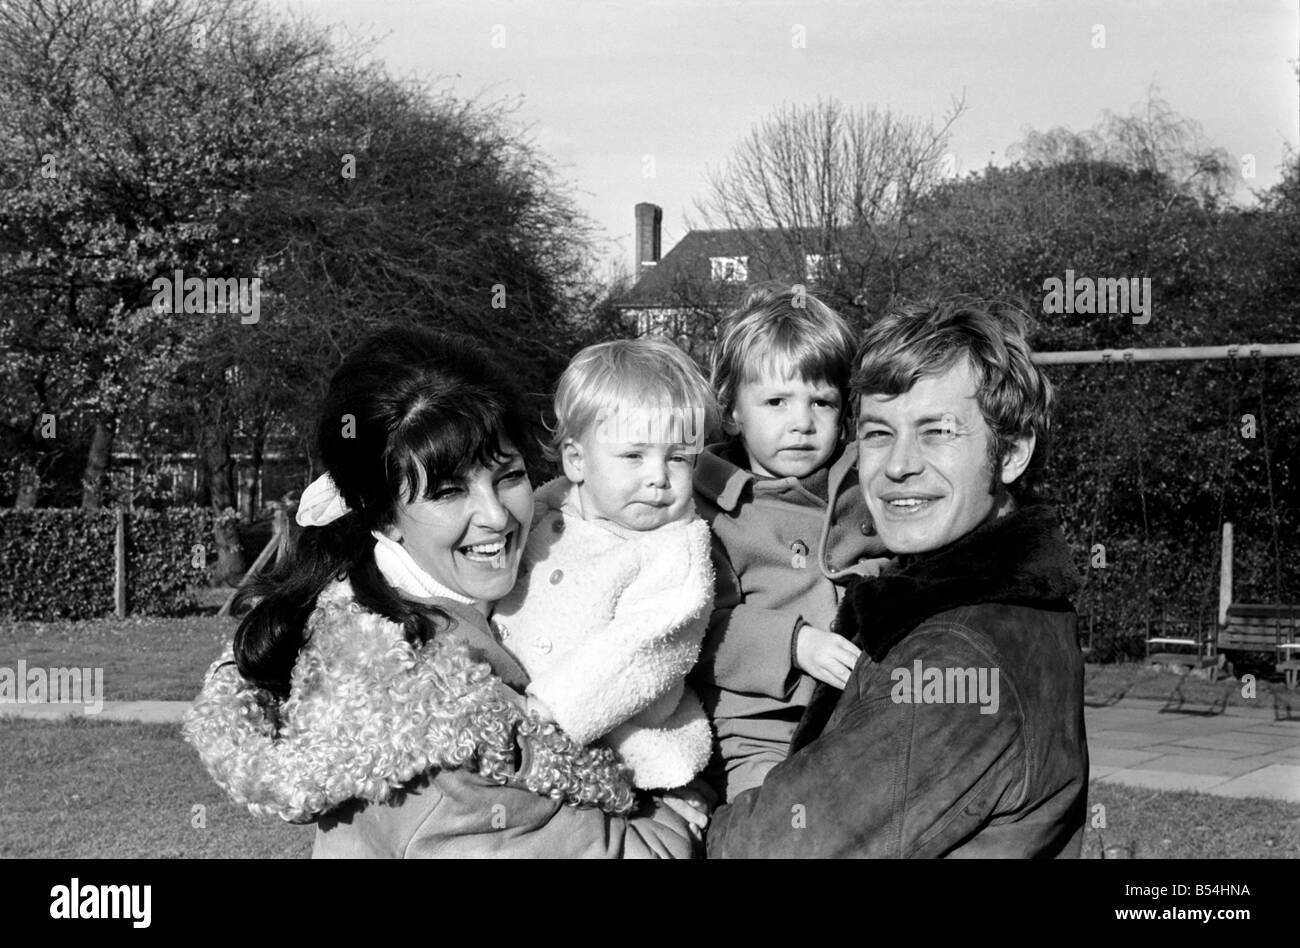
[
  {"left": 183, "top": 580, "right": 633, "bottom": 823},
  {"left": 791, "top": 503, "right": 1079, "bottom": 752}
]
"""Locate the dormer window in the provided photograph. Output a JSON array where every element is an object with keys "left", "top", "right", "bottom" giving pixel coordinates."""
[{"left": 710, "top": 256, "right": 748, "bottom": 283}]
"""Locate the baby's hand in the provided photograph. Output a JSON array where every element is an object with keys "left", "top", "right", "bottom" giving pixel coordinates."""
[
  {"left": 658, "top": 781, "right": 713, "bottom": 834},
  {"left": 525, "top": 694, "right": 557, "bottom": 724},
  {"left": 795, "top": 625, "right": 862, "bottom": 690}
]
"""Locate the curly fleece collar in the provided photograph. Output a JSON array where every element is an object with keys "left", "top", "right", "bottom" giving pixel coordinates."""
[{"left": 183, "top": 581, "right": 634, "bottom": 823}]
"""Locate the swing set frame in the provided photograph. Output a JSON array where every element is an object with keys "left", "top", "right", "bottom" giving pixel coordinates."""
[{"left": 1040, "top": 341, "right": 1300, "bottom": 686}]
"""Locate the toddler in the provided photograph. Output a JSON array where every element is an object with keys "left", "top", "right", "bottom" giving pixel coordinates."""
[
  {"left": 495, "top": 337, "right": 718, "bottom": 796},
  {"left": 691, "top": 282, "right": 891, "bottom": 804}
]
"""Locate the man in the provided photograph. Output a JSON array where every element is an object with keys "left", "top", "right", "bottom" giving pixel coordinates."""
[{"left": 706, "top": 298, "right": 1088, "bottom": 858}]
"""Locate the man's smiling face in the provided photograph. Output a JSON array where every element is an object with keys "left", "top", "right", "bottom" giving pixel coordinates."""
[{"left": 857, "top": 358, "right": 1027, "bottom": 555}]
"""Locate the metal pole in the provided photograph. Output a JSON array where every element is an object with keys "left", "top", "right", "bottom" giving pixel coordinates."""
[{"left": 1032, "top": 343, "right": 1300, "bottom": 365}]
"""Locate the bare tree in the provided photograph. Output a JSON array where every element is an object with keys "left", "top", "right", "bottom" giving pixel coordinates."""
[
  {"left": 1009, "top": 89, "right": 1236, "bottom": 209},
  {"left": 693, "top": 95, "right": 967, "bottom": 318}
]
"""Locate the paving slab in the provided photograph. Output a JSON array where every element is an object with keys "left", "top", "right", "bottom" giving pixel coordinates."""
[
  {"left": 1088, "top": 729, "right": 1168, "bottom": 749},
  {"left": 1090, "top": 748, "right": 1166, "bottom": 770},
  {"left": 1084, "top": 707, "right": 1176, "bottom": 725},
  {"left": 1094, "top": 769, "right": 1230, "bottom": 794},
  {"left": 1154, "top": 733, "right": 1292, "bottom": 756},
  {"left": 1239, "top": 722, "right": 1300, "bottom": 738},
  {"left": 1174, "top": 731, "right": 1300, "bottom": 750},
  {"left": 1138, "top": 716, "right": 1260, "bottom": 735},
  {"left": 1084, "top": 702, "right": 1300, "bottom": 801},
  {"left": 1211, "top": 765, "right": 1300, "bottom": 804},
  {"left": 0, "top": 700, "right": 188, "bottom": 723},
  {"left": 1133, "top": 754, "right": 1268, "bottom": 778}
]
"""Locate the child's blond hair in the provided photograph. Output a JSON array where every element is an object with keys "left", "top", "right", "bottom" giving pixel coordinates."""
[
  {"left": 549, "top": 337, "right": 719, "bottom": 458},
  {"left": 710, "top": 282, "right": 857, "bottom": 420}
]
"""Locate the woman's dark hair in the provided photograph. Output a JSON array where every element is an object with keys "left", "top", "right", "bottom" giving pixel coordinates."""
[{"left": 233, "top": 328, "right": 538, "bottom": 698}]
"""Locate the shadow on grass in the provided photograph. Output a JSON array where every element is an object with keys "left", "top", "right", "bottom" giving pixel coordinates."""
[
  {"left": 1159, "top": 681, "right": 1231, "bottom": 717},
  {"left": 1084, "top": 684, "right": 1134, "bottom": 709},
  {"left": 1084, "top": 661, "right": 1300, "bottom": 718},
  {"left": 1272, "top": 693, "right": 1300, "bottom": 722}
]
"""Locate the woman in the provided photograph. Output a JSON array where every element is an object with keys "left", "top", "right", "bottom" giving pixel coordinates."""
[{"left": 183, "top": 328, "right": 695, "bottom": 858}]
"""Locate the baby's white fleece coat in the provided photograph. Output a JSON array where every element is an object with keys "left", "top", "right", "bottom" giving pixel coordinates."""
[{"left": 494, "top": 478, "right": 715, "bottom": 790}]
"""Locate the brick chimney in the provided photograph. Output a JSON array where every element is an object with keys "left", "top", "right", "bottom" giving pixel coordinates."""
[{"left": 635, "top": 202, "right": 662, "bottom": 272}]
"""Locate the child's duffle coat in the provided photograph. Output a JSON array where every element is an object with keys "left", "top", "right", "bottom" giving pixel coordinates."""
[{"left": 690, "top": 440, "right": 890, "bottom": 802}]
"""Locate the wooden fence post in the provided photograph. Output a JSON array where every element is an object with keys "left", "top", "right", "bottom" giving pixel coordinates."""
[
  {"left": 114, "top": 507, "right": 126, "bottom": 619},
  {"left": 1219, "top": 521, "right": 1233, "bottom": 627},
  {"left": 274, "top": 506, "right": 289, "bottom": 566}
]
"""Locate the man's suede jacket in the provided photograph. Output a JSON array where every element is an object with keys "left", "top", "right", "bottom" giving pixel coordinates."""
[{"left": 706, "top": 503, "right": 1089, "bottom": 858}]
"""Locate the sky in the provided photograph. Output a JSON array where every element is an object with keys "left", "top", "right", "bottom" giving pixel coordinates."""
[{"left": 270, "top": 0, "right": 1299, "bottom": 272}]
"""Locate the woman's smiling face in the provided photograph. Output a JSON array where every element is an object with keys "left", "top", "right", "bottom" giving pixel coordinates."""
[{"left": 389, "top": 442, "right": 534, "bottom": 608}]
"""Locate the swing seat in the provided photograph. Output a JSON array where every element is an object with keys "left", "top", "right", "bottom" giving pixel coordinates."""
[{"left": 1146, "top": 612, "right": 1219, "bottom": 679}]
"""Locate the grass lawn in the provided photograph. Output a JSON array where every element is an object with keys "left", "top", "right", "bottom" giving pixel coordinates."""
[
  {"left": 0, "top": 717, "right": 312, "bottom": 858},
  {"left": 0, "top": 716, "right": 1294, "bottom": 859},
  {"left": 0, "top": 615, "right": 234, "bottom": 702},
  {"left": 1081, "top": 781, "right": 1299, "bottom": 859},
  {"left": 1085, "top": 661, "right": 1299, "bottom": 716}
]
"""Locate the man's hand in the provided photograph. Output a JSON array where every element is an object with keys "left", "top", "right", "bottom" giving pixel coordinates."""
[
  {"left": 859, "top": 556, "right": 893, "bottom": 578},
  {"left": 795, "top": 625, "right": 861, "bottom": 689}
]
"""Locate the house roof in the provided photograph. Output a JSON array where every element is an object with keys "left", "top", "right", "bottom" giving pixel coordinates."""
[{"left": 617, "top": 226, "right": 831, "bottom": 308}]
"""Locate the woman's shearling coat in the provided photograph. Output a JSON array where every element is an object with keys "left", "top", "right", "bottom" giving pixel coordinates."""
[
  {"left": 494, "top": 478, "right": 715, "bottom": 790},
  {"left": 184, "top": 580, "right": 695, "bottom": 858}
]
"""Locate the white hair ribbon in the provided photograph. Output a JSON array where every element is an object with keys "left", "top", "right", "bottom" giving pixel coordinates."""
[{"left": 296, "top": 473, "right": 350, "bottom": 527}]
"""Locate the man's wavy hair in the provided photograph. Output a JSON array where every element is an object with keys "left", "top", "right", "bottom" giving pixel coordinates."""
[{"left": 852, "top": 297, "right": 1054, "bottom": 499}]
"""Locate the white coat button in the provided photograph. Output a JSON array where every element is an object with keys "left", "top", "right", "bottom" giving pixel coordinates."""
[
  {"left": 536, "top": 637, "right": 552, "bottom": 654},
  {"left": 549, "top": 569, "right": 564, "bottom": 585}
]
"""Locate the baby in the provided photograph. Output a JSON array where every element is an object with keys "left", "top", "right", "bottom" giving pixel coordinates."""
[
  {"left": 691, "top": 282, "right": 891, "bottom": 804},
  {"left": 495, "top": 337, "right": 718, "bottom": 799}
]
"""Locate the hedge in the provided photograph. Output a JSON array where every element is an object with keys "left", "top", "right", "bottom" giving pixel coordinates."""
[{"left": 0, "top": 507, "right": 214, "bottom": 619}]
